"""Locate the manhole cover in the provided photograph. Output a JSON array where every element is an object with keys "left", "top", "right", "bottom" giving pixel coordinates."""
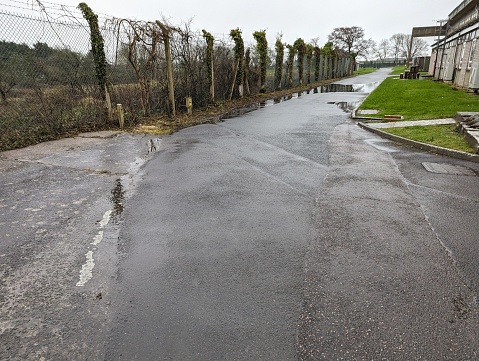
[{"left": 422, "top": 162, "right": 476, "bottom": 176}]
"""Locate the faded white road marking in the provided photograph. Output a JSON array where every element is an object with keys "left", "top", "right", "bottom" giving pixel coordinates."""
[{"left": 76, "top": 209, "right": 112, "bottom": 287}]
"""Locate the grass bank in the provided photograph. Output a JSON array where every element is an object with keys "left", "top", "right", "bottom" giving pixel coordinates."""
[
  {"left": 357, "top": 67, "right": 478, "bottom": 153},
  {"left": 359, "top": 76, "right": 479, "bottom": 120},
  {"left": 382, "top": 124, "right": 476, "bottom": 153}
]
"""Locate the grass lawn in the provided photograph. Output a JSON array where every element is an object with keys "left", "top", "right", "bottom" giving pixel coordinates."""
[
  {"left": 382, "top": 124, "right": 475, "bottom": 153},
  {"left": 359, "top": 76, "right": 479, "bottom": 120},
  {"left": 390, "top": 65, "right": 410, "bottom": 75},
  {"left": 354, "top": 67, "right": 377, "bottom": 75}
]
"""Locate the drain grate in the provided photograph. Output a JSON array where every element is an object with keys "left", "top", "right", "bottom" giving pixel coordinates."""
[{"left": 422, "top": 162, "right": 477, "bottom": 176}]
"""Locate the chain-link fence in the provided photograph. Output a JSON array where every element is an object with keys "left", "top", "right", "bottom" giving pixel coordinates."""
[
  {"left": 0, "top": 1, "right": 353, "bottom": 151},
  {"left": 1, "top": 2, "right": 108, "bottom": 150}
]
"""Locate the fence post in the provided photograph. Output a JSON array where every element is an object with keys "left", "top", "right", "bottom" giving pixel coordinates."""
[
  {"left": 105, "top": 85, "right": 112, "bottom": 121},
  {"left": 186, "top": 97, "right": 192, "bottom": 115},
  {"left": 117, "top": 104, "right": 124, "bottom": 129},
  {"left": 157, "top": 21, "right": 176, "bottom": 118}
]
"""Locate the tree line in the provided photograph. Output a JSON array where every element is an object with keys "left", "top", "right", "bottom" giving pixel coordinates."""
[
  {"left": 375, "top": 33, "right": 429, "bottom": 62},
  {"left": 326, "top": 26, "right": 430, "bottom": 63},
  {"left": 0, "top": 14, "right": 357, "bottom": 117},
  {"left": 1, "top": 1, "right": 429, "bottom": 152}
]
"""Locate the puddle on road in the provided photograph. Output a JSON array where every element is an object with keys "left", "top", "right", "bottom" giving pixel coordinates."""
[
  {"left": 321, "top": 82, "right": 379, "bottom": 93},
  {"left": 335, "top": 101, "right": 359, "bottom": 113},
  {"left": 364, "top": 138, "right": 399, "bottom": 152},
  {"left": 76, "top": 137, "right": 161, "bottom": 288},
  {"left": 322, "top": 82, "right": 379, "bottom": 113},
  {"left": 327, "top": 101, "right": 360, "bottom": 113},
  {"left": 111, "top": 178, "right": 125, "bottom": 217},
  {"left": 218, "top": 93, "right": 299, "bottom": 121},
  {"left": 217, "top": 81, "right": 378, "bottom": 121}
]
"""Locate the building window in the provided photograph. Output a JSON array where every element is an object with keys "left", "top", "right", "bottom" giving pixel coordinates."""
[{"left": 468, "top": 39, "right": 477, "bottom": 69}]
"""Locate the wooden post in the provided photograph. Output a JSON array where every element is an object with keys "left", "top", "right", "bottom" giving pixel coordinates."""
[
  {"left": 165, "top": 34, "right": 175, "bottom": 117},
  {"left": 209, "top": 56, "right": 215, "bottom": 103},
  {"left": 105, "top": 85, "right": 112, "bottom": 121},
  {"left": 117, "top": 104, "right": 124, "bottom": 129},
  {"left": 157, "top": 21, "right": 176, "bottom": 118},
  {"left": 186, "top": 97, "right": 192, "bottom": 115},
  {"left": 323, "top": 56, "right": 328, "bottom": 80},
  {"left": 229, "top": 58, "right": 240, "bottom": 100},
  {"left": 319, "top": 56, "right": 323, "bottom": 81}
]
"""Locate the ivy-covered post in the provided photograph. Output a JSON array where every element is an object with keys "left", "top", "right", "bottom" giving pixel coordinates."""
[
  {"left": 328, "top": 56, "right": 333, "bottom": 79},
  {"left": 319, "top": 54, "right": 324, "bottom": 81},
  {"left": 324, "top": 55, "right": 329, "bottom": 80},
  {"left": 78, "top": 2, "right": 111, "bottom": 120},
  {"left": 350, "top": 52, "right": 358, "bottom": 74},
  {"left": 314, "top": 46, "right": 321, "bottom": 82},
  {"left": 286, "top": 44, "right": 295, "bottom": 88},
  {"left": 274, "top": 37, "right": 284, "bottom": 91},
  {"left": 305, "top": 44, "right": 313, "bottom": 84},
  {"left": 230, "top": 28, "right": 245, "bottom": 98},
  {"left": 157, "top": 20, "right": 175, "bottom": 117},
  {"left": 202, "top": 29, "right": 215, "bottom": 103},
  {"left": 330, "top": 54, "right": 336, "bottom": 79},
  {"left": 253, "top": 30, "right": 268, "bottom": 93},
  {"left": 293, "top": 38, "right": 306, "bottom": 85},
  {"left": 244, "top": 48, "right": 251, "bottom": 95}
]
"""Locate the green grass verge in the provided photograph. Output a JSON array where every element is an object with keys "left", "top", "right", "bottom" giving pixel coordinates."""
[
  {"left": 359, "top": 77, "right": 479, "bottom": 120},
  {"left": 354, "top": 67, "right": 377, "bottom": 75},
  {"left": 390, "top": 65, "right": 408, "bottom": 75},
  {"left": 382, "top": 124, "right": 475, "bottom": 153}
]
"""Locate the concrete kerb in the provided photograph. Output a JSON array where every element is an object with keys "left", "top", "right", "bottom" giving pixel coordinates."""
[
  {"left": 351, "top": 106, "right": 383, "bottom": 122},
  {"left": 357, "top": 122, "right": 479, "bottom": 163}
]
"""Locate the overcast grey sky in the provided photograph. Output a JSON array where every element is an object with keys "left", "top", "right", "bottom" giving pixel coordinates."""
[{"left": 2, "top": 0, "right": 461, "bottom": 46}]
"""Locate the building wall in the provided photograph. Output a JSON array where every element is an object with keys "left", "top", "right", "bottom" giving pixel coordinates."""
[{"left": 431, "top": 23, "right": 479, "bottom": 89}]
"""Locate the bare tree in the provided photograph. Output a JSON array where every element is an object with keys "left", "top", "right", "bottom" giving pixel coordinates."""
[
  {"left": 390, "top": 33, "right": 405, "bottom": 64},
  {"left": 391, "top": 33, "right": 429, "bottom": 62},
  {"left": 119, "top": 19, "right": 164, "bottom": 116},
  {"left": 376, "top": 39, "right": 391, "bottom": 61},
  {"left": 327, "top": 26, "right": 375, "bottom": 60},
  {"left": 404, "top": 35, "right": 430, "bottom": 61}
]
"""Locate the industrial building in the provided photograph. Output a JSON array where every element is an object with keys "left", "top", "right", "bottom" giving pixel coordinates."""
[{"left": 428, "top": 0, "right": 479, "bottom": 89}]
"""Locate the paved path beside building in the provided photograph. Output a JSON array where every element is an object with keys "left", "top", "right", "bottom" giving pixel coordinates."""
[{"left": 366, "top": 118, "right": 456, "bottom": 128}]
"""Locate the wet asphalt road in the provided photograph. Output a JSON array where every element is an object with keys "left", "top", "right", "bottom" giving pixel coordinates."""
[
  {"left": 1, "top": 68, "right": 479, "bottom": 359},
  {"left": 0, "top": 133, "right": 160, "bottom": 359}
]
